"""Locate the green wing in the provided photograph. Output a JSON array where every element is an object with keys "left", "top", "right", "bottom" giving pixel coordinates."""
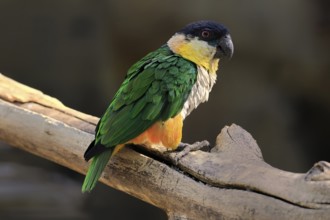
[{"left": 96, "top": 45, "right": 197, "bottom": 148}]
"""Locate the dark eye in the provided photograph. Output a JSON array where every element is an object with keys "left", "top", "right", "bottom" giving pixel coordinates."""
[{"left": 201, "top": 30, "right": 210, "bottom": 38}]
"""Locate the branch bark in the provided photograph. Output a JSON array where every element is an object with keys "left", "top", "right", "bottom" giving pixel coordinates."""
[{"left": 0, "top": 74, "right": 329, "bottom": 219}]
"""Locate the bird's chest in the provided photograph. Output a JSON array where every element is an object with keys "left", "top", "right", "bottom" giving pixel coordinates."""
[{"left": 181, "top": 66, "right": 217, "bottom": 119}]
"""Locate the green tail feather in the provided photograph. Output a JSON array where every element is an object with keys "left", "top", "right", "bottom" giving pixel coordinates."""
[{"left": 82, "top": 149, "right": 113, "bottom": 193}]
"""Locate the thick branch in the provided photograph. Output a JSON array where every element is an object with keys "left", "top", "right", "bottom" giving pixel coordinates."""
[{"left": 0, "top": 74, "right": 329, "bottom": 219}]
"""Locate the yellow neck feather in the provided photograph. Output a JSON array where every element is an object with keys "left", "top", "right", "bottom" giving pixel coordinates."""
[{"left": 167, "top": 34, "right": 219, "bottom": 74}]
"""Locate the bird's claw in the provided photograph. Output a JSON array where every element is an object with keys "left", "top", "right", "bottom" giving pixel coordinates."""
[{"left": 171, "top": 140, "right": 210, "bottom": 164}]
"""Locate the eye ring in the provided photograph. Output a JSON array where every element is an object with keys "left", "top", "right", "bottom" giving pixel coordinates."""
[{"left": 201, "top": 30, "right": 210, "bottom": 38}]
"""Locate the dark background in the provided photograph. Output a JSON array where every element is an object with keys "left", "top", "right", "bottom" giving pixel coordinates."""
[{"left": 0, "top": 0, "right": 329, "bottom": 219}]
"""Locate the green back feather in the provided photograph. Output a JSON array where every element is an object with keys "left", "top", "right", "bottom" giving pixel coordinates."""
[{"left": 82, "top": 149, "right": 113, "bottom": 193}]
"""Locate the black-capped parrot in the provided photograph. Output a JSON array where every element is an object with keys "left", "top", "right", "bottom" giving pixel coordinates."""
[{"left": 82, "top": 20, "right": 234, "bottom": 192}]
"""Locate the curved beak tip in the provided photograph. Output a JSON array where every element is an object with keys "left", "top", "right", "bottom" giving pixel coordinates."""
[{"left": 217, "top": 34, "right": 234, "bottom": 60}]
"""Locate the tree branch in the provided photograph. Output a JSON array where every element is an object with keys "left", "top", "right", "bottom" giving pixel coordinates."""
[{"left": 0, "top": 74, "right": 329, "bottom": 219}]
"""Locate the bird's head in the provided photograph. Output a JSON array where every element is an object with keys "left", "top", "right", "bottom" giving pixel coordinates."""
[{"left": 167, "top": 20, "right": 233, "bottom": 73}]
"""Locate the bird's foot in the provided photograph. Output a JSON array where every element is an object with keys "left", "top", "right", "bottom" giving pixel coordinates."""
[{"left": 171, "top": 140, "right": 210, "bottom": 164}]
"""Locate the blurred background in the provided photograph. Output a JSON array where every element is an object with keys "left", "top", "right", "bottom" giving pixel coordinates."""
[{"left": 0, "top": 0, "right": 329, "bottom": 219}]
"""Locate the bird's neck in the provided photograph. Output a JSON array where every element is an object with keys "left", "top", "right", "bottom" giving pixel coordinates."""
[{"left": 167, "top": 34, "right": 219, "bottom": 74}]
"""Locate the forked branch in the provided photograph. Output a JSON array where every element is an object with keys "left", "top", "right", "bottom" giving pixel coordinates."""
[{"left": 0, "top": 74, "right": 329, "bottom": 219}]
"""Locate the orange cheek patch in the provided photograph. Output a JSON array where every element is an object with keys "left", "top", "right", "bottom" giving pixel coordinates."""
[{"left": 128, "top": 114, "right": 183, "bottom": 150}]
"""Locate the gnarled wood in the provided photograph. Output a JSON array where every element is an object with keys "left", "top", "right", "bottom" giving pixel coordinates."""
[{"left": 0, "top": 74, "right": 329, "bottom": 219}]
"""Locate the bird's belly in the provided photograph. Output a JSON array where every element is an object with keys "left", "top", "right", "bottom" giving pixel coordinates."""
[{"left": 127, "top": 114, "right": 183, "bottom": 151}]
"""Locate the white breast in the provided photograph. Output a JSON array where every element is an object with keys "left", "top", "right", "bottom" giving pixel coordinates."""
[{"left": 181, "top": 66, "right": 217, "bottom": 119}]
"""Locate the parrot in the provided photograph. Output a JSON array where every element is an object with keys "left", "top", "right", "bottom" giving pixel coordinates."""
[{"left": 82, "top": 20, "right": 234, "bottom": 192}]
